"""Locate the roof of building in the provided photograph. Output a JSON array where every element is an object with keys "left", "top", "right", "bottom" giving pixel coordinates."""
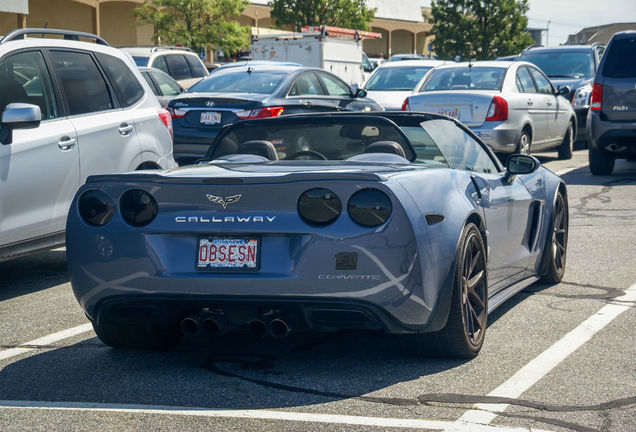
[{"left": 566, "top": 22, "right": 636, "bottom": 45}]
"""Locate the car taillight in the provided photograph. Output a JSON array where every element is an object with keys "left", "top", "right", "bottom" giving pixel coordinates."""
[
  {"left": 348, "top": 189, "right": 392, "bottom": 227},
  {"left": 298, "top": 188, "right": 342, "bottom": 226},
  {"left": 78, "top": 190, "right": 115, "bottom": 227},
  {"left": 401, "top": 97, "right": 410, "bottom": 111},
  {"left": 166, "top": 106, "right": 186, "bottom": 118},
  {"left": 485, "top": 96, "right": 508, "bottom": 121},
  {"left": 590, "top": 83, "right": 603, "bottom": 111},
  {"left": 158, "top": 108, "right": 173, "bottom": 139},
  {"left": 235, "top": 106, "right": 284, "bottom": 120},
  {"left": 120, "top": 189, "right": 158, "bottom": 227}
]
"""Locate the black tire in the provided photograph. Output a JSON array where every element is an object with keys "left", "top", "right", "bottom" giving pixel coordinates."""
[
  {"left": 516, "top": 129, "right": 531, "bottom": 155},
  {"left": 401, "top": 223, "right": 488, "bottom": 359},
  {"left": 92, "top": 322, "right": 181, "bottom": 350},
  {"left": 540, "top": 190, "right": 568, "bottom": 284},
  {"left": 589, "top": 146, "right": 615, "bottom": 175},
  {"left": 557, "top": 121, "right": 574, "bottom": 160}
]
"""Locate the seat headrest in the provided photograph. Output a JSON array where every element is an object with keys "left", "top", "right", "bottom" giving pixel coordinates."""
[
  {"left": 364, "top": 141, "right": 406, "bottom": 158},
  {"left": 237, "top": 140, "right": 278, "bottom": 160}
]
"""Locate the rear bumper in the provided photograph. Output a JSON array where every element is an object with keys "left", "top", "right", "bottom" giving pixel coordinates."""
[
  {"left": 470, "top": 123, "right": 519, "bottom": 153},
  {"left": 93, "top": 295, "right": 422, "bottom": 334},
  {"left": 587, "top": 111, "right": 636, "bottom": 156}
]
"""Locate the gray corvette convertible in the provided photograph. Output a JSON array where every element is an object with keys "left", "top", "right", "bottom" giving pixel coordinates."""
[{"left": 66, "top": 112, "right": 568, "bottom": 358}]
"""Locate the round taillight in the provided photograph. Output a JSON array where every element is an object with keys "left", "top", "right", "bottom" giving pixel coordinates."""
[
  {"left": 348, "top": 189, "right": 392, "bottom": 227},
  {"left": 78, "top": 190, "right": 115, "bottom": 227},
  {"left": 120, "top": 189, "right": 158, "bottom": 227},
  {"left": 298, "top": 188, "right": 342, "bottom": 226}
]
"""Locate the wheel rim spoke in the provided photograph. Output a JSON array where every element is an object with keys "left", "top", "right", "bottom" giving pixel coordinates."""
[{"left": 462, "top": 233, "right": 487, "bottom": 344}]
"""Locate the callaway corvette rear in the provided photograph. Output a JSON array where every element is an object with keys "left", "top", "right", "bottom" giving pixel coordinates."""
[{"left": 67, "top": 162, "right": 471, "bottom": 338}]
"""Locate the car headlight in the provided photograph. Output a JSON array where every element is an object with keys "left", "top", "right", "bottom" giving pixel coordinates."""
[
  {"left": 348, "top": 189, "right": 392, "bottom": 227},
  {"left": 78, "top": 190, "right": 115, "bottom": 227},
  {"left": 298, "top": 188, "right": 342, "bottom": 226},
  {"left": 572, "top": 84, "right": 592, "bottom": 109},
  {"left": 120, "top": 189, "right": 158, "bottom": 227}
]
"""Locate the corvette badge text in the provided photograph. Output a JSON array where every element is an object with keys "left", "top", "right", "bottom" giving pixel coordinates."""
[
  {"left": 318, "top": 275, "right": 381, "bottom": 280},
  {"left": 175, "top": 216, "right": 276, "bottom": 223}
]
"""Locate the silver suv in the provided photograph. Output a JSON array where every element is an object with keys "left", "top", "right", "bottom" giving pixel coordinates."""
[{"left": 0, "top": 28, "right": 176, "bottom": 261}]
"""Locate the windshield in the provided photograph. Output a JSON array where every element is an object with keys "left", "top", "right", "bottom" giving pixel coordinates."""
[
  {"left": 520, "top": 51, "right": 594, "bottom": 78},
  {"left": 419, "top": 67, "right": 506, "bottom": 91},
  {"left": 189, "top": 70, "right": 288, "bottom": 94},
  {"left": 365, "top": 66, "right": 433, "bottom": 91},
  {"left": 206, "top": 117, "right": 416, "bottom": 161},
  {"left": 132, "top": 56, "right": 149, "bottom": 67}
]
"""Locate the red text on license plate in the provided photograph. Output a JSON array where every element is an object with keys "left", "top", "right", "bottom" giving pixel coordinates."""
[
  {"left": 197, "top": 237, "right": 258, "bottom": 270},
  {"left": 438, "top": 107, "right": 459, "bottom": 118}
]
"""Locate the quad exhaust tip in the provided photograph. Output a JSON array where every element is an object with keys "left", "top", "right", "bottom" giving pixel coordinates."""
[{"left": 268, "top": 318, "right": 290, "bottom": 338}]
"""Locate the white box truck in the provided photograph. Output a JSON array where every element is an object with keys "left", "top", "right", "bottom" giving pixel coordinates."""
[{"left": 251, "top": 26, "right": 379, "bottom": 87}]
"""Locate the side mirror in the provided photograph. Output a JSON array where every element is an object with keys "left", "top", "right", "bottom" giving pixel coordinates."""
[
  {"left": 354, "top": 88, "right": 367, "bottom": 98},
  {"left": 503, "top": 154, "right": 540, "bottom": 184},
  {"left": 0, "top": 103, "right": 42, "bottom": 145},
  {"left": 556, "top": 85, "right": 570, "bottom": 97}
]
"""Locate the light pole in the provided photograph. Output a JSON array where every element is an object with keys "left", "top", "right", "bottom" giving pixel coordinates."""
[{"left": 546, "top": 20, "right": 551, "bottom": 47}]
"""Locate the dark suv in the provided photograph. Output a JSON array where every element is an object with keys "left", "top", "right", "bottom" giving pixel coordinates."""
[
  {"left": 518, "top": 44, "right": 605, "bottom": 145},
  {"left": 587, "top": 31, "right": 636, "bottom": 175}
]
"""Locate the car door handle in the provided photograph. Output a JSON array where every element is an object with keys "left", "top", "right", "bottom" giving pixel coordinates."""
[
  {"left": 546, "top": 100, "right": 552, "bottom": 107},
  {"left": 57, "top": 136, "right": 76, "bottom": 151},
  {"left": 119, "top": 123, "right": 134, "bottom": 135},
  {"left": 304, "top": 101, "right": 312, "bottom": 109},
  {"left": 526, "top": 99, "right": 533, "bottom": 106}
]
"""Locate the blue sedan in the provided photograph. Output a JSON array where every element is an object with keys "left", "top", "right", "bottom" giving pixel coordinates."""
[{"left": 66, "top": 112, "right": 568, "bottom": 358}]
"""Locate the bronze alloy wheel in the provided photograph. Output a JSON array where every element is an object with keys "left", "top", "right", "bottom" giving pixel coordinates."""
[
  {"left": 460, "top": 228, "right": 488, "bottom": 346},
  {"left": 551, "top": 192, "right": 568, "bottom": 276}
]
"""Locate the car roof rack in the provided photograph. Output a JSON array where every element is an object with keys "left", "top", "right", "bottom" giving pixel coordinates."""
[
  {"left": 521, "top": 44, "right": 544, "bottom": 53},
  {"left": 0, "top": 28, "right": 109, "bottom": 45},
  {"left": 150, "top": 46, "right": 193, "bottom": 53}
]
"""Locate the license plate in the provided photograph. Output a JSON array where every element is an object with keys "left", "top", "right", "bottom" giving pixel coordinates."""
[
  {"left": 201, "top": 111, "right": 221, "bottom": 124},
  {"left": 197, "top": 237, "right": 259, "bottom": 271},
  {"left": 438, "top": 107, "right": 459, "bottom": 119},
  {"left": 478, "top": 131, "right": 493, "bottom": 140}
]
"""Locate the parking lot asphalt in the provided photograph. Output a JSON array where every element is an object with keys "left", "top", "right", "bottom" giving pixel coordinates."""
[{"left": 0, "top": 149, "right": 634, "bottom": 432}]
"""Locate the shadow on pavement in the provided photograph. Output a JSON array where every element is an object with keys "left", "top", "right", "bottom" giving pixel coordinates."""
[{"left": 0, "top": 249, "right": 69, "bottom": 301}]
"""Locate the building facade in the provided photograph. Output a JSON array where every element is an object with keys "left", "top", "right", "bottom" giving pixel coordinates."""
[{"left": 1, "top": 0, "right": 433, "bottom": 58}]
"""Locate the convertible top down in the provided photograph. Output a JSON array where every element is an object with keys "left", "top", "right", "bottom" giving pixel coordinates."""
[{"left": 66, "top": 112, "right": 568, "bottom": 358}]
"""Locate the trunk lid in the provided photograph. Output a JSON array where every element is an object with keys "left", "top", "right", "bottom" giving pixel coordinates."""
[{"left": 407, "top": 91, "right": 498, "bottom": 127}]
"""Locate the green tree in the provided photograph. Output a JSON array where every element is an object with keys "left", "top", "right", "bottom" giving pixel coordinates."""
[
  {"left": 268, "top": 0, "right": 375, "bottom": 32},
  {"left": 134, "top": 0, "right": 251, "bottom": 55},
  {"left": 430, "top": 0, "right": 535, "bottom": 60}
]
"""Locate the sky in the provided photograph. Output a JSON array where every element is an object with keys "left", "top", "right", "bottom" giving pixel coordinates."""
[{"left": 420, "top": 0, "right": 636, "bottom": 46}]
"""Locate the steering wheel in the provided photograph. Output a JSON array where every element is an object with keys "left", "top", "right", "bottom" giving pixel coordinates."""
[{"left": 285, "top": 150, "right": 327, "bottom": 160}]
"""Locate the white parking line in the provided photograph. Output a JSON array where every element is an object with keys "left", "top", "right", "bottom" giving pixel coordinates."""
[
  {"left": 455, "top": 283, "right": 636, "bottom": 427},
  {"left": 0, "top": 323, "right": 92, "bottom": 362},
  {"left": 0, "top": 400, "right": 554, "bottom": 432}
]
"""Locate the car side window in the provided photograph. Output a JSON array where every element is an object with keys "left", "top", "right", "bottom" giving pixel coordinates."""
[
  {"left": 184, "top": 55, "right": 207, "bottom": 78},
  {"left": 420, "top": 119, "right": 498, "bottom": 173},
  {"left": 289, "top": 72, "right": 325, "bottom": 96},
  {"left": 140, "top": 71, "right": 160, "bottom": 96},
  {"left": 0, "top": 50, "right": 58, "bottom": 120},
  {"left": 50, "top": 50, "right": 114, "bottom": 116},
  {"left": 151, "top": 71, "right": 183, "bottom": 96},
  {"left": 165, "top": 54, "right": 191, "bottom": 81},
  {"left": 96, "top": 53, "right": 144, "bottom": 108},
  {"left": 316, "top": 72, "right": 351, "bottom": 96},
  {"left": 151, "top": 55, "right": 169, "bottom": 74},
  {"left": 516, "top": 67, "right": 537, "bottom": 93},
  {"left": 528, "top": 67, "right": 553, "bottom": 94}
]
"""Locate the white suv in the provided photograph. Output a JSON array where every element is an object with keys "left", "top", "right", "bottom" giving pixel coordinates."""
[
  {"left": 120, "top": 46, "right": 208, "bottom": 88},
  {"left": 0, "top": 28, "right": 176, "bottom": 261}
]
